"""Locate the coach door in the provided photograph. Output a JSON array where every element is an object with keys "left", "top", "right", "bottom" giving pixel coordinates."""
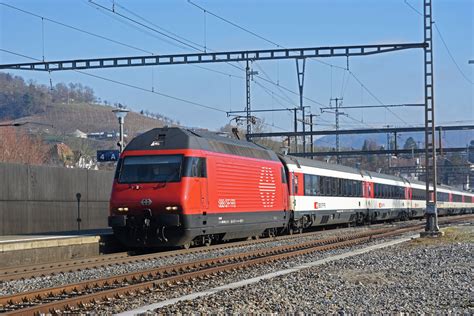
[
  {"left": 364, "top": 181, "right": 374, "bottom": 209},
  {"left": 406, "top": 187, "right": 412, "bottom": 210}
]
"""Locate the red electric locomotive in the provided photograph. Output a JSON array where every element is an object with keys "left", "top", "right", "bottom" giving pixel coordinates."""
[{"left": 109, "top": 127, "right": 289, "bottom": 248}]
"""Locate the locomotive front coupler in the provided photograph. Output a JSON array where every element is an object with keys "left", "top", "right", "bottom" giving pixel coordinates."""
[
  {"left": 143, "top": 209, "right": 152, "bottom": 227},
  {"left": 157, "top": 226, "right": 168, "bottom": 242}
]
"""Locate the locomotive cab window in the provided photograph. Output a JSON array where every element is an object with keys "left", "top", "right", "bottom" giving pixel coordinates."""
[
  {"left": 281, "top": 168, "right": 287, "bottom": 183},
  {"left": 118, "top": 155, "right": 183, "bottom": 183},
  {"left": 183, "top": 157, "right": 207, "bottom": 178}
]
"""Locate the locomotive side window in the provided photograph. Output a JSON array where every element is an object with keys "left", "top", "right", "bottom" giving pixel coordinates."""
[
  {"left": 281, "top": 168, "right": 287, "bottom": 183},
  {"left": 118, "top": 155, "right": 183, "bottom": 183},
  {"left": 183, "top": 157, "right": 207, "bottom": 178},
  {"left": 114, "top": 158, "right": 123, "bottom": 180}
]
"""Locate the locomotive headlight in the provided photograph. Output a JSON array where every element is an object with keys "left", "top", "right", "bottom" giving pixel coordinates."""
[
  {"left": 117, "top": 207, "right": 129, "bottom": 212},
  {"left": 165, "top": 206, "right": 179, "bottom": 211}
]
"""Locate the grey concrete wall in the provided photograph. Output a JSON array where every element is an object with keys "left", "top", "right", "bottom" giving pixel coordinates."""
[{"left": 0, "top": 163, "right": 114, "bottom": 235}]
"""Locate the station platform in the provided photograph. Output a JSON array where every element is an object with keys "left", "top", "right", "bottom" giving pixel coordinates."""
[{"left": 0, "top": 229, "right": 116, "bottom": 268}]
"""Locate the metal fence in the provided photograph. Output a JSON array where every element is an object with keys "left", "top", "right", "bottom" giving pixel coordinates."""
[{"left": 0, "top": 163, "right": 114, "bottom": 235}]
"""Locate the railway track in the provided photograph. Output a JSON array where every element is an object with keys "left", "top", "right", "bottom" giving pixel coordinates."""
[
  {"left": 1, "top": 215, "right": 472, "bottom": 315},
  {"left": 0, "top": 221, "right": 395, "bottom": 282},
  {"left": 1, "top": 215, "right": 471, "bottom": 283}
]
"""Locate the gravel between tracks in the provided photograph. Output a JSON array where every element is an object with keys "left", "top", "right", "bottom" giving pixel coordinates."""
[
  {"left": 0, "top": 225, "right": 383, "bottom": 296},
  {"left": 3, "top": 222, "right": 470, "bottom": 315},
  {"left": 100, "top": 231, "right": 426, "bottom": 314},
  {"left": 146, "top": 225, "right": 473, "bottom": 315}
]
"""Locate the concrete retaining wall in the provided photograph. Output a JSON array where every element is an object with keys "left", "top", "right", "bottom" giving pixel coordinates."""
[{"left": 0, "top": 163, "right": 114, "bottom": 235}]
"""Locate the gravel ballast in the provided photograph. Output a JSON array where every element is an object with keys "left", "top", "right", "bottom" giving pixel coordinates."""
[
  {"left": 0, "top": 224, "right": 387, "bottom": 296},
  {"left": 150, "top": 225, "right": 473, "bottom": 314}
]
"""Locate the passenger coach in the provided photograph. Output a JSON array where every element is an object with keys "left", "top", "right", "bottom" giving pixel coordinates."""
[{"left": 282, "top": 155, "right": 474, "bottom": 231}]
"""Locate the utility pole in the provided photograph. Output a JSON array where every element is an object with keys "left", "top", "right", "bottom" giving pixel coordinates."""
[
  {"left": 294, "top": 108, "right": 298, "bottom": 153},
  {"left": 245, "top": 59, "right": 258, "bottom": 138},
  {"left": 422, "top": 0, "right": 441, "bottom": 237},
  {"left": 386, "top": 125, "right": 391, "bottom": 150},
  {"left": 296, "top": 59, "right": 306, "bottom": 153},
  {"left": 386, "top": 125, "right": 391, "bottom": 170},
  {"left": 322, "top": 97, "right": 347, "bottom": 164},
  {"left": 307, "top": 114, "right": 319, "bottom": 159}
]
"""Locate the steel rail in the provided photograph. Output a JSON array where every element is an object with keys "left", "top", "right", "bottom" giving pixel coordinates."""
[
  {"left": 0, "top": 227, "right": 404, "bottom": 313},
  {"left": 1, "top": 214, "right": 471, "bottom": 315},
  {"left": 0, "top": 224, "right": 367, "bottom": 282}
]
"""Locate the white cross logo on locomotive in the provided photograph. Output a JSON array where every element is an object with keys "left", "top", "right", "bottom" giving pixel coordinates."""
[
  {"left": 140, "top": 198, "right": 152, "bottom": 206},
  {"left": 259, "top": 166, "right": 276, "bottom": 208}
]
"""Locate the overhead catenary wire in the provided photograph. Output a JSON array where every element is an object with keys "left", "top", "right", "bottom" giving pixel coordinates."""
[
  {"left": 253, "top": 80, "right": 295, "bottom": 112},
  {"left": 93, "top": 0, "right": 330, "bottom": 110},
  {"left": 433, "top": 23, "right": 473, "bottom": 85},
  {"left": 88, "top": 0, "right": 203, "bottom": 51},
  {"left": 108, "top": 0, "right": 207, "bottom": 52},
  {"left": 1, "top": 48, "right": 227, "bottom": 114},
  {"left": 0, "top": 2, "right": 296, "bottom": 133},
  {"left": 85, "top": 0, "right": 319, "bottom": 112},
  {"left": 187, "top": 0, "right": 412, "bottom": 127},
  {"left": 1, "top": 1, "right": 245, "bottom": 82},
  {"left": 2, "top": 2, "right": 250, "bottom": 84},
  {"left": 254, "top": 63, "right": 294, "bottom": 105},
  {"left": 0, "top": 2, "right": 154, "bottom": 55},
  {"left": 403, "top": 0, "right": 473, "bottom": 85},
  {"left": 187, "top": 0, "right": 282, "bottom": 48},
  {"left": 3, "top": 0, "right": 327, "bottom": 129},
  {"left": 346, "top": 69, "right": 410, "bottom": 126}
]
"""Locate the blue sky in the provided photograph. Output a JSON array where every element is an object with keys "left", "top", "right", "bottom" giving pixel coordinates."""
[{"left": 1, "top": 0, "right": 472, "bottom": 133}]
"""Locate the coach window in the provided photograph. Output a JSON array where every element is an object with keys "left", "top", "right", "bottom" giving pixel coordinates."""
[
  {"left": 332, "top": 178, "right": 337, "bottom": 196},
  {"left": 314, "top": 175, "right": 320, "bottom": 195},
  {"left": 323, "top": 177, "right": 329, "bottom": 196},
  {"left": 304, "top": 174, "right": 319, "bottom": 196},
  {"left": 321, "top": 177, "right": 327, "bottom": 196},
  {"left": 304, "top": 174, "right": 312, "bottom": 196},
  {"left": 326, "top": 178, "right": 332, "bottom": 196},
  {"left": 320, "top": 177, "right": 326, "bottom": 196}
]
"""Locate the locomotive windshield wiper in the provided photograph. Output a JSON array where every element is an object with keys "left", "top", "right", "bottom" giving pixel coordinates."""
[{"left": 154, "top": 169, "right": 180, "bottom": 189}]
